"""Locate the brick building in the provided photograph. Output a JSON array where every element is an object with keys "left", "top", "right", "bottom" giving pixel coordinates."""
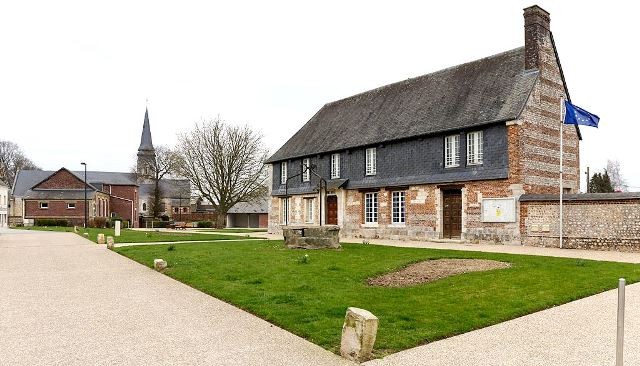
[
  {"left": 10, "top": 108, "right": 190, "bottom": 227},
  {"left": 266, "top": 6, "right": 582, "bottom": 244},
  {"left": 11, "top": 168, "right": 138, "bottom": 227}
]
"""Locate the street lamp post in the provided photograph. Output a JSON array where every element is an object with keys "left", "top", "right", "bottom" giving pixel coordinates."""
[{"left": 81, "top": 162, "right": 87, "bottom": 228}]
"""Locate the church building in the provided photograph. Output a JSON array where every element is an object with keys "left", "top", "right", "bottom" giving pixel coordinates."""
[{"left": 10, "top": 109, "right": 191, "bottom": 227}]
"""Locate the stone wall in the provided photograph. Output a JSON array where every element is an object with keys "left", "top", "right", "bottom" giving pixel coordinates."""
[{"left": 521, "top": 197, "right": 640, "bottom": 251}]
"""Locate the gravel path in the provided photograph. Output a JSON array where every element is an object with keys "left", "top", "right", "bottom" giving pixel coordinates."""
[
  {"left": 0, "top": 230, "right": 354, "bottom": 366},
  {"left": 365, "top": 280, "right": 640, "bottom": 366}
]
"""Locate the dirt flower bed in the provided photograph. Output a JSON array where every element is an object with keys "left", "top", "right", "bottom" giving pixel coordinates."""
[{"left": 368, "top": 259, "right": 511, "bottom": 287}]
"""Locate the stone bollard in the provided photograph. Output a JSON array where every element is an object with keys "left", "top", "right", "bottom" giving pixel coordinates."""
[
  {"left": 73, "top": 226, "right": 79, "bottom": 233},
  {"left": 340, "top": 307, "right": 379, "bottom": 362},
  {"left": 97, "top": 233, "right": 106, "bottom": 244},
  {"left": 106, "top": 236, "right": 114, "bottom": 249},
  {"left": 154, "top": 259, "right": 167, "bottom": 272},
  {"left": 115, "top": 220, "right": 121, "bottom": 237}
]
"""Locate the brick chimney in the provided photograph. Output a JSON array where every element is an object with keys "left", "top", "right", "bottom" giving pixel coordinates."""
[{"left": 524, "top": 5, "right": 551, "bottom": 70}]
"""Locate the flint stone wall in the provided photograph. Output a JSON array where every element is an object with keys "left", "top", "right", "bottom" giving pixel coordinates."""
[{"left": 521, "top": 195, "right": 640, "bottom": 251}]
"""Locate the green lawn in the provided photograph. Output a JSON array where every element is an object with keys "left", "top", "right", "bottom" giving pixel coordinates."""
[
  {"left": 115, "top": 241, "right": 640, "bottom": 356},
  {"left": 14, "top": 226, "right": 241, "bottom": 243}
]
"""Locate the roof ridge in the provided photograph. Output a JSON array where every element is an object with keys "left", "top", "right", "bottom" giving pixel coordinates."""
[{"left": 324, "top": 46, "right": 525, "bottom": 107}]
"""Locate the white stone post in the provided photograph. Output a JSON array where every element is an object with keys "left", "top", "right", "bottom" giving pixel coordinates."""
[
  {"left": 340, "top": 307, "right": 379, "bottom": 362},
  {"left": 115, "top": 220, "right": 121, "bottom": 237}
]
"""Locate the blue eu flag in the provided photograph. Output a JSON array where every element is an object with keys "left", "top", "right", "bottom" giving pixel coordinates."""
[{"left": 564, "top": 100, "right": 599, "bottom": 127}]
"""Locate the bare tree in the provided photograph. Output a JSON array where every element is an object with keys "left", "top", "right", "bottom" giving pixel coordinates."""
[
  {"left": 0, "top": 140, "right": 39, "bottom": 187},
  {"left": 606, "top": 160, "right": 626, "bottom": 192},
  {"left": 178, "top": 118, "right": 268, "bottom": 228},
  {"left": 135, "top": 145, "right": 182, "bottom": 218}
]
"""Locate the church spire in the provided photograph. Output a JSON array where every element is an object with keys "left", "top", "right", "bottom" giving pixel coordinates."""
[{"left": 138, "top": 108, "right": 154, "bottom": 152}]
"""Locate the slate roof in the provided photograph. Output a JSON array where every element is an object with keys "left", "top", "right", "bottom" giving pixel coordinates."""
[
  {"left": 12, "top": 170, "right": 139, "bottom": 197},
  {"left": 23, "top": 190, "right": 97, "bottom": 200},
  {"left": 228, "top": 196, "right": 269, "bottom": 214},
  {"left": 520, "top": 193, "right": 640, "bottom": 202},
  {"left": 266, "top": 47, "right": 538, "bottom": 163},
  {"left": 139, "top": 179, "right": 191, "bottom": 198},
  {"left": 138, "top": 108, "right": 154, "bottom": 151}
]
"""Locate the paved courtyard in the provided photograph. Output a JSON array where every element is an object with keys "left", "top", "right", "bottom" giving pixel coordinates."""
[{"left": 0, "top": 229, "right": 353, "bottom": 366}]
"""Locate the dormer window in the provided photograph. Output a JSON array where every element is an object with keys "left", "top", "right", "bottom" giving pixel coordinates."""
[
  {"left": 467, "top": 131, "right": 484, "bottom": 165},
  {"left": 331, "top": 153, "right": 340, "bottom": 179},
  {"left": 302, "top": 158, "right": 310, "bottom": 182},
  {"left": 365, "top": 148, "right": 376, "bottom": 176},
  {"left": 445, "top": 135, "right": 460, "bottom": 168},
  {"left": 39, "top": 202, "right": 48, "bottom": 209},
  {"left": 281, "top": 162, "right": 287, "bottom": 184}
]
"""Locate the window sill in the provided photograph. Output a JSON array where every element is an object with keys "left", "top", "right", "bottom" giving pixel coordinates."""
[
  {"left": 391, "top": 223, "right": 406, "bottom": 227},
  {"left": 361, "top": 223, "right": 378, "bottom": 228},
  {"left": 467, "top": 162, "right": 483, "bottom": 166},
  {"left": 444, "top": 165, "right": 460, "bottom": 169}
]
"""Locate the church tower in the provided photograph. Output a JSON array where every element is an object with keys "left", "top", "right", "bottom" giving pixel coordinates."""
[{"left": 137, "top": 108, "right": 156, "bottom": 180}]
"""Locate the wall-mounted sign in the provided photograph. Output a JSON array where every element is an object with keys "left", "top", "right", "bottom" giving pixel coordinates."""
[{"left": 481, "top": 197, "right": 516, "bottom": 223}]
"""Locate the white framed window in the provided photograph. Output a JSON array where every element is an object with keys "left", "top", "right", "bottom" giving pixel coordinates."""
[
  {"left": 331, "top": 153, "right": 340, "bottom": 179},
  {"left": 39, "top": 202, "right": 48, "bottom": 209},
  {"left": 302, "top": 158, "right": 310, "bottom": 182},
  {"left": 67, "top": 203, "right": 76, "bottom": 209},
  {"left": 445, "top": 134, "right": 460, "bottom": 168},
  {"left": 110, "top": 212, "right": 116, "bottom": 218},
  {"left": 365, "top": 148, "right": 377, "bottom": 175},
  {"left": 142, "top": 203, "right": 147, "bottom": 211},
  {"left": 280, "top": 162, "right": 288, "bottom": 184},
  {"left": 364, "top": 192, "right": 378, "bottom": 223},
  {"left": 280, "top": 198, "right": 289, "bottom": 224},
  {"left": 392, "top": 191, "right": 406, "bottom": 224},
  {"left": 305, "top": 198, "right": 314, "bottom": 224},
  {"left": 467, "top": 131, "right": 484, "bottom": 165}
]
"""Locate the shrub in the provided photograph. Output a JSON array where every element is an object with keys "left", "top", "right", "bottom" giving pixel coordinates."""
[
  {"left": 298, "top": 254, "right": 310, "bottom": 264},
  {"left": 167, "top": 244, "right": 176, "bottom": 251},
  {"left": 35, "top": 219, "right": 69, "bottom": 227},
  {"left": 151, "top": 221, "right": 169, "bottom": 228},
  {"left": 197, "top": 221, "right": 214, "bottom": 228},
  {"left": 89, "top": 217, "right": 108, "bottom": 228}
]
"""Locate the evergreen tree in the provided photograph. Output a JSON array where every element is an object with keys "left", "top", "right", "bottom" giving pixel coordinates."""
[{"left": 589, "top": 171, "right": 614, "bottom": 193}]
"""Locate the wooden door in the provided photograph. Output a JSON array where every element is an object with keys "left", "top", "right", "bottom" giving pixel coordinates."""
[
  {"left": 442, "top": 190, "right": 462, "bottom": 239},
  {"left": 326, "top": 196, "right": 338, "bottom": 225}
]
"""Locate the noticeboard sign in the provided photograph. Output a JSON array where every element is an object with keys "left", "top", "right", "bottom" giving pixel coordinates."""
[{"left": 481, "top": 197, "right": 516, "bottom": 223}]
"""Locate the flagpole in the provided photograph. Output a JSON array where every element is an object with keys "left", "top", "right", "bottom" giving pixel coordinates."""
[{"left": 559, "top": 97, "right": 564, "bottom": 249}]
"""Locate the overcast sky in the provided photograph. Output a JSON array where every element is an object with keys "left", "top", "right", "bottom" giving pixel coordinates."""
[{"left": 1, "top": 1, "right": 638, "bottom": 191}]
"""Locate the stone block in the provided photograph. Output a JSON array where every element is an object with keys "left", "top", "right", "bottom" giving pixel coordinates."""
[
  {"left": 106, "top": 236, "right": 114, "bottom": 249},
  {"left": 340, "top": 307, "right": 379, "bottom": 362},
  {"left": 97, "top": 233, "right": 106, "bottom": 244},
  {"left": 154, "top": 259, "right": 167, "bottom": 271},
  {"left": 114, "top": 220, "right": 121, "bottom": 236}
]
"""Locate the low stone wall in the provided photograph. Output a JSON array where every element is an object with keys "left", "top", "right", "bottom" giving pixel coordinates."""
[{"left": 520, "top": 194, "right": 640, "bottom": 251}]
